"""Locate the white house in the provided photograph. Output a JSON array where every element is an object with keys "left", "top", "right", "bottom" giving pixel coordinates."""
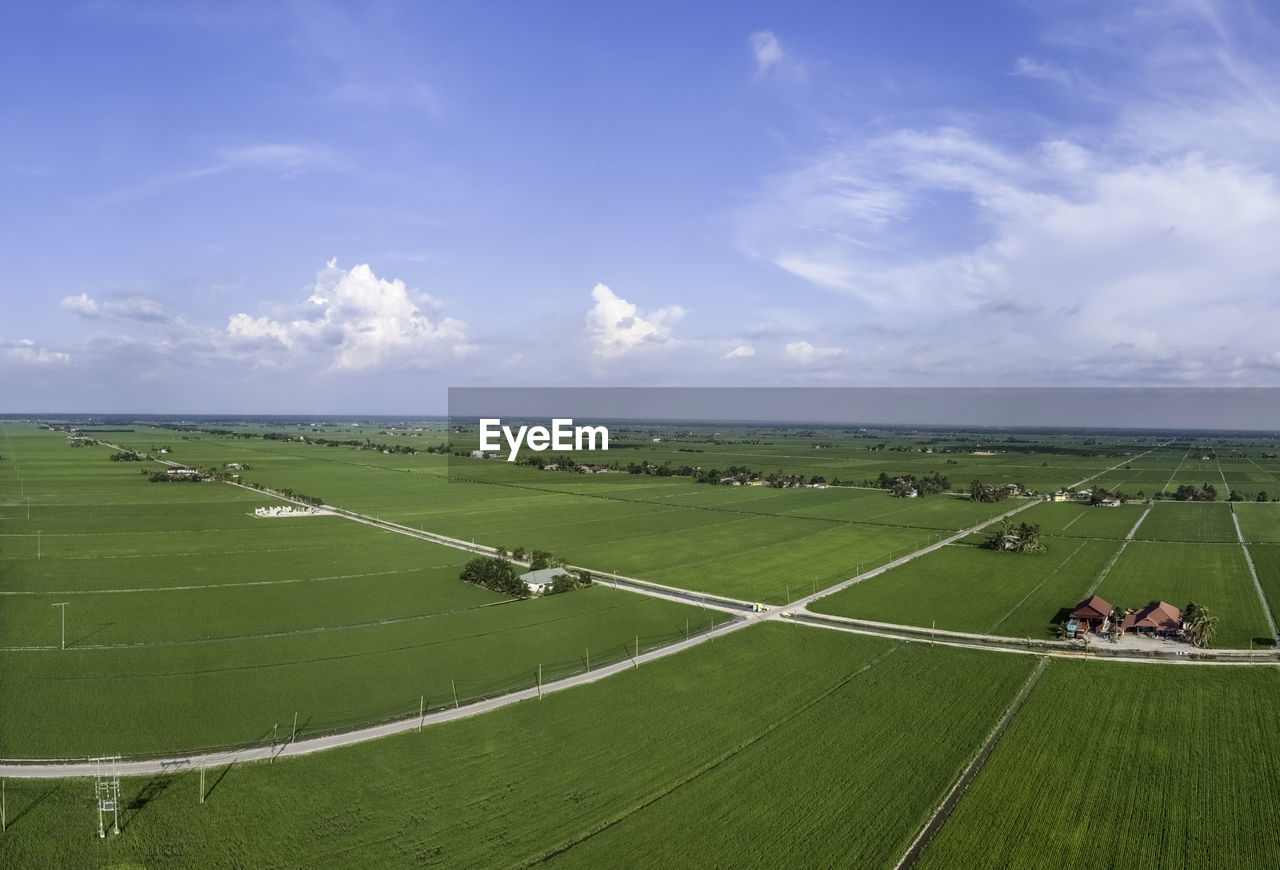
[{"left": 518, "top": 567, "right": 571, "bottom": 595}]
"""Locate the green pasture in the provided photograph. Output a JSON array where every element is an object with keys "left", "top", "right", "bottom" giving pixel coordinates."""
[
  {"left": 919, "top": 659, "right": 1280, "bottom": 869},
  {"left": 810, "top": 536, "right": 1124, "bottom": 638},
  {"left": 0, "top": 625, "right": 1033, "bottom": 869}
]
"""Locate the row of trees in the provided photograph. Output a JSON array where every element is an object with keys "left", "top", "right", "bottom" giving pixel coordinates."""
[{"left": 109, "top": 451, "right": 141, "bottom": 462}]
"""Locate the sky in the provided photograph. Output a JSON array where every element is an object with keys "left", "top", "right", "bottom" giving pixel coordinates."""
[{"left": 3, "top": 0, "right": 1280, "bottom": 413}]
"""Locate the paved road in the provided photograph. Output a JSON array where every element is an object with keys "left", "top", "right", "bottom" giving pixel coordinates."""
[
  {"left": 0, "top": 614, "right": 754, "bottom": 779},
  {"left": 1, "top": 440, "right": 1183, "bottom": 778}
]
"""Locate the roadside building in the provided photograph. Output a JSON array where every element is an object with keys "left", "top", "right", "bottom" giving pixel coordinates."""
[
  {"left": 1121, "top": 601, "right": 1182, "bottom": 637},
  {"left": 1067, "top": 594, "right": 1113, "bottom": 637},
  {"left": 518, "top": 567, "right": 571, "bottom": 595}
]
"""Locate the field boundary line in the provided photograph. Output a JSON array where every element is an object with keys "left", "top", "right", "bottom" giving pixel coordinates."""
[
  {"left": 1083, "top": 504, "right": 1150, "bottom": 596},
  {"left": 893, "top": 658, "right": 1048, "bottom": 870},
  {"left": 1232, "top": 507, "right": 1278, "bottom": 643},
  {"left": 985, "top": 539, "right": 1089, "bottom": 635},
  {"left": 520, "top": 645, "right": 904, "bottom": 868},
  {"left": 1161, "top": 448, "right": 1186, "bottom": 494}
]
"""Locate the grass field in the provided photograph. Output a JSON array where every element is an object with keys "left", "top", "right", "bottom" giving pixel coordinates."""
[
  {"left": 918, "top": 659, "right": 1280, "bottom": 869},
  {"left": 0, "top": 424, "right": 728, "bottom": 756},
  {"left": 810, "top": 536, "right": 1124, "bottom": 638},
  {"left": 40, "top": 423, "right": 1026, "bottom": 603},
  {"left": 1232, "top": 502, "right": 1280, "bottom": 543},
  {"left": 1133, "top": 501, "right": 1239, "bottom": 543},
  {"left": 0, "top": 624, "right": 1034, "bottom": 869},
  {"left": 1094, "top": 541, "right": 1268, "bottom": 648},
  {"left": 1017, "top": 501, "right": 1146, "bottom": 539}
]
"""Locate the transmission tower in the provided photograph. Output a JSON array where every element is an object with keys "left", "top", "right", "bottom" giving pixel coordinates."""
[{"left": 91, "top": 755, "right": 121, "bottom": 837}]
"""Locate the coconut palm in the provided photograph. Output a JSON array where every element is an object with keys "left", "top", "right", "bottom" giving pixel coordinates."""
[{"left": 1182, "top": 602, "right": 1219, "bottom": 648}]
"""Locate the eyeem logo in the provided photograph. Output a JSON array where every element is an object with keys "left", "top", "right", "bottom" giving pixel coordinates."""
[{"left": 479, "top": 418, "right": 609, "bottom": 462}]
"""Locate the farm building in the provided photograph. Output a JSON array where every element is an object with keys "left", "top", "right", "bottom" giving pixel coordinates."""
[
  {"left": 518, "top": 567, "right": 571, "bottom": 595},
  {"left": 1067, "top": 594, "right": 1112, "bottom": 637},
  {"left": 1120, "top": 601, "right": 1182, "bottom": 637},
  {"left": 1047, "top": 491, "right": 1070, "bottom": 502}
]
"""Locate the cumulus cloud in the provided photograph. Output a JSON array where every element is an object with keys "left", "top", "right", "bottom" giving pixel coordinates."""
[
  {"left": 586, "top": 283, "right": 685, "bottom": 358},
  {"left": 226, "top": 259, "right": 468, "bottom": 370},
  {"left": 725, "top": 344, "right": 755, "bottom": 359},
  {"left": 749, "top": 30, "right": 783, "bottom": 74},
  {"left": 5, "top": 339, "right": 70, "bottom": 366},
  {"left": 60, "top": 293, "right": 99, "bottom": 318}
]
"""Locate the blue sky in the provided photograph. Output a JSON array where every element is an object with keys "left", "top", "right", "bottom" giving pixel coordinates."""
[{"left": 3, "top": 0, "right": 1279, "bottom": 412}]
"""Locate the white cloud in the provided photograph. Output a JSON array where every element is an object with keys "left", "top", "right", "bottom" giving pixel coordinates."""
[
  {"left": 103, "top": 295, "right": 171, "bottom": 323},
  {"left": 750, "top": 31, "right": 783, "bottom": 74},
  {"left": 585, "top": 283, "right": 685, "bottom": 358},
  {"left": 1012, "top": 55, "right": 1073, "bottom": 86},
  {"left": 60, "top": 293, "right": 99, "bottom": 318},
  {"left": 725, "top": 344, "right": 755, "bottom": 359},
  {"left": 785, "top": 341, "right": 843, "bottom": 364},
  {"left": 226, "top": 259, "right": 469, "bottom": 370},
  {"left": 5, "top": 339, "right": 70, "bottom": 367}
]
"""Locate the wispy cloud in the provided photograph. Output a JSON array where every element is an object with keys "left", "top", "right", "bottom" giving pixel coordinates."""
[
  {"left": 95, "top": 143, "right": 343, "bottom": 206},
  {"left": 735, "top": 1, "right": 1280, "bottom": 383},
  {"left": 749, "top": 30, "right": 784, "bottom": 74}
]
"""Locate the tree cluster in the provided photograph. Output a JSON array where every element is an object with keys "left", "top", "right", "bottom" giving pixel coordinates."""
[
  {"left": 969, "top": 479, "right": 1010, "bottom": 503},
  {"left": 984, "top": 520, "right": 1044, "bottom": 553},
  {"left": 459, "top": 556, "right": 524, "bottom": 597},
  {"left": 875, "top": 471, "right": 950, "bottom": 498},
  {"left": 1171, "top": 483, "right": 1217, "bottom": 502},
  {"left": 109, "top": 451, "right": 142, "bottom": 462}
]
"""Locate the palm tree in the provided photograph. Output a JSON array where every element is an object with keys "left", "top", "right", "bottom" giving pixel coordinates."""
[{"left": 1182, "top": 602, "right": 1219, "bottom": 648}]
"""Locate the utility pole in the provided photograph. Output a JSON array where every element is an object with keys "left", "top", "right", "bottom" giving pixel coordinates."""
[
  {"left": 537, "top": 664, "right": 542, "bottom": 699},
  {"left": 585, "top": 648, "right": 590, "bottom": 672},
  {"left": 52, "top": 602, "right": 67, "bottom": 650},
  {"left": 291, "top": 711, "right": 298, "bottom": 743},
  {"left": 36, "top": 530, "right": 41, "bottom": 560},
  {"left": 451, "top": 679, "right": 459, "bottom": 709},
  {"left": 2, "top": 778, "right": 6, "bottom": 832},
  {"left": 419, "top": 696, "right": 424, "bottom": 731},
  {"left": 199, "top": 766, "right": 205, "bottom": 804}
]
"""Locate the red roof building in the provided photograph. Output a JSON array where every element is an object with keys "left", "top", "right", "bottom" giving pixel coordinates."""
[{"left": 1121, "top": 601, "right": 1182, "bottom": 636}]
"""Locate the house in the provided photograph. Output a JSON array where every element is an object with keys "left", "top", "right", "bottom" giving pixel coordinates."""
[
  {"left": 1100, "top": 496, "right": 1122, "bottom": 507},
  {"left": 518, "top": 567, "right": 571, "bottom": 595},
  {"left": 166, "top": 467, "right": 197, "bottom": 477},
  {"left": 471, "top": 449, "right": 484, "bottom": 458},
  {"left": 1067, "top": 594, "right": 1113, "bottom": 637},
  {"left": 1121, "top": 601, "right": 1181, "bottom": 637},
  {"left": 1047, "top": 491, "right": 1070, "bottom": 502}
]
